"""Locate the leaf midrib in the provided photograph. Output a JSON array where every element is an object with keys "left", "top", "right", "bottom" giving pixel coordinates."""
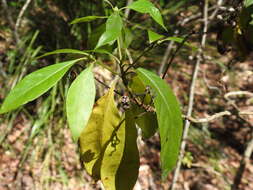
[{"left": 12, "top": 60, "right": 77, "bottom": 104}]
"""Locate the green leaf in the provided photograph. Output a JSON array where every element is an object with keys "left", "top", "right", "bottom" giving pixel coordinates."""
[
  {"left": 129, "top": 75, "right": 158, "bottom": 138},
  {"left": 159, "top": 37, "right": 197, "bottom": 51},
  {"left": 136, "top": 68, "right": 183, "bottom": 179},
  {"left": 79, "top": 85, "right": 121, "bottom": 180},
  {"left": 36, "top": 49, "right": 91, "bottom": 59},
  {"left": 148, "top": 30, "right": 165, "bottom": 43},
  {"left": 101, "top": 117, "right": 125, "bottom": 190},
  {"left": 0, "top": 59, "right": 82, "bottom": 114},
  {"left": 95, "top": 12, "right": 123, "bottom": 49},
  {"left": 244, "top": 0, "right": 253, "bottom": 7},
  {"left": 128, "top": 0, "right": 167, "bottom": 30},
  {"left": 70, "top": 16, "right": 107, "bottom": 24},
  {"left": 66, "top": 65, "right": 96, "bottom": 142},
  {"left": 115, "top": 111, "right": 140, "bottom": 190},
  {"left": 123, "top": 27, "right": 134, "bottom": 48}
]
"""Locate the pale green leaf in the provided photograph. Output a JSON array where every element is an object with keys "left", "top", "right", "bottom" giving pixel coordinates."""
[
  {"left": 128, "top": 0, "right": 167, "bottom": 30},
  {"left": 137, "top": 68, "right": 183, "bottom": 179},
  {"left": 95, "top": 12, "right": 123, "bottom": 49},
  {"left": 159, "top": 37, "right": 197, "bottom": 51},
  {"left": 0, "top": 59, "right": 82, "bottom": 114},
  {"left": 244, "top": 0, "right": 253, "bottom": 7},
  {"left": 79, "top": 85, "right": 121, "bottom": 179},
  {"left": 148, "top": 30, "right": 164, "bottom": 43},
  {"left": 36, "top": 49, "right": 91, "bottom": 59},
  {"left": 70, "top": 16, "right": 107, "bottom": 24},
  {"left": 66, "top": 65, "right": 95, "bottom": 142},
  {"left": 115, "top": 111, "right": 140, "bottom": 190}
]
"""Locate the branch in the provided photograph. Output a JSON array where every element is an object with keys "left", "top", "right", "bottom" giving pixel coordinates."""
[
  {"left": 161, "top": 31, "right": 194, "bottom": 79},
  {"left": 94, "top": 77, "right": 123, "bottom": 96},
  {"left": 169, "top": 0, "right": 209, "bottom": 189},
  {"left": 183, "top": 111, "right": 231, "bottom": 123},
  {"left": 232, "top": 135, "right": 253, "bottom": 190}
]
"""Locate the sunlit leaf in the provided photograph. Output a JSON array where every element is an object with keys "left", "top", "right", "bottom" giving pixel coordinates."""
[
  {"left": 0, "top": 59, "right": 82, "bottom": 114},
  {"left": 244, "top": 0, "right": 253, "bottom": 7},
  {"left": 115, "top": 110, "right": 140, "bottom": 190},
  {"left": 95, "top": 12, "right": 123, "bottom": 49},
  {"left": 79, "top": 85, "right": 121, "bottom": 179},
  {"left": 36, "top": 49, "right": 91, "bottom": 59},
  {"left": 148, "top": 30, "right": 164, "bottom": 43},
  {"left": 70, "top": 16, "right": 107, "bottom": 24},
  {"left": 159, "top": 37, "right": 197, "bottom": 51},
  {"left": 128, "top": 0, "right": 167, "bottom": 30},
  {"left": 137, "top": 68, "right": 183, "bottom": 179},
  {"left": 66, "top": 65, "right": 95, "bottom": 142},
  {"left": 101, "top": 117, "right": 125, "bottom": 190}
]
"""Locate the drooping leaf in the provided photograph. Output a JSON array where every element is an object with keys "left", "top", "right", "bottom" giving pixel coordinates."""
[
  {"left": 129, "top": 75, "right": 158, "bottom": 138},
  {"left": 36, "top": 49, "right": 91, "bottom": 59},
  {"left": 115, "top": 111, "right": 140, "bottom": 190},
  {"left": 159, "top": 37, "right": 197, "bottom": 51},
  {"left": 95, "top": 12, "right": 123, "bottom": 49},
  {"left": 244, "top": 0, "right": 253, "bottom": 7},
  {"left": 79, "top": 85, "right": 121, "bottom": 179},
  {"left": 137, "top": 68, "right": 183, "bottom": 179},
  {"left": 101, "top": 117, "right": 125, "bottom": 190},
  {"left": 148, "top": 30, "right": 164, "bottom": 43},
  {"left": 66, "top": 65, "right": 95, "bottom": 142},
  {"left": 0, "top": 59, "right": 82, "bottom": 114},
  {"left": 128, "top": 0, "right": 167, "bottom": 30},
  {"left": 70, "top": 16, "right": 107, "bottom": 24}
]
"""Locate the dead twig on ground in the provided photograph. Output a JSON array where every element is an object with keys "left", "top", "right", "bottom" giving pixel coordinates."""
[{"left": 183, "top": 111, "right": 231, "bottom": 123}]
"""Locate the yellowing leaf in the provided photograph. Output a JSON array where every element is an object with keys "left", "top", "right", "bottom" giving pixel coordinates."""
[
  {"left": 115, "top": 110, "right": 140, "bottom": 190},
  {"left": 79, "top": 85, "right": 121, "bottom": 180},
  {"left": 101, "top": 118, "right": 126, "bottom": 190}
]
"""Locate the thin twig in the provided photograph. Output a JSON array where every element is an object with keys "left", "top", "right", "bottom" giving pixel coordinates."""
[
  {"left": 161, "top": 31, "right": 194, "bottom": 79},
  {"left": 232, "top": 136, "right": 253, "bottom": 190},
  {"left": 225, "top": 91, "right": 253, "bottom": 100},
  {"left": 94, "top": 77, "right": 123, "bottom": 96},
  {"left": 15, "top": 0, "right": 32, "bottom": 42},
  {"left": 169, "top": 0, "right": 209, "bottom": 189},
  {"left": 183, "top": 111, "right": 231, "bottom": 123},
  {"left": 124, "top": 43, "right": 156, "bottom": 73},
  {"left": 124, "top": 0, "right": 133, "bottom": 18}
]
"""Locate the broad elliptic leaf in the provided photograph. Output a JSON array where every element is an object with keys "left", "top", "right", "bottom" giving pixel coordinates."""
[
  {"left": 148, "top": 30, "right": 165, "bottom": 43},
  {"left": 70, "top": 16, "right": 107, "bottom": 24},
  {"left": 0, "top": 59, "right": 82, "bottom": 114},
  {"left": 95, "top": 12, "right": 123, "bottom": 49},
  {"left": 115, "top": 111, "right": 140, "bottom": 190},
  {"left": 137, "top": 68, "right": 183, "bottom": 179},
  {"left": 129, "top": 75, "right": 158, "bottom": 138},
  {"left": 128, "top": 0, "right": 167, "bottom": 30},
  {"left": 66, "top": 65, "right": 95, "bottom": 142},
  {"left": 79, "top": 85, "right": 121, "bottom": 180},
  {"left": 101, "top": 117, "right": 125, "bottom": 190}
]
